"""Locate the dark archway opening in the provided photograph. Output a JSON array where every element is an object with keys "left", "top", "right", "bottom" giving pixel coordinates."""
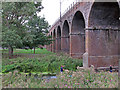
[
  {"left": 53, "top": 29, "right": 56, "bottom": 53},
  {"left": 50, "top": 32, "right": 52, "bottom": 52},
  {"left": 62, "top": 20, "right": 70, "bottom": 54},
  {"left": 71, "top": 11, "right": 85, "bottom": 58},
  {"left": 57, "top": 26, "right": 61, "bottom": 52},
  {"left": 89, "top": 2, "right": 119, "bottom": 28}
]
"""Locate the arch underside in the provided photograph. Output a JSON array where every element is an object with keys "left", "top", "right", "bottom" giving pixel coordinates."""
[
  {"left": 86, "top": 1, "right": 120, "bottom": 67},
  {"left": 53, "top": 30, "right": 56, "bottom": 53},
  {"left": 62, "top": 20, "right": 70, "bottom": 53},
  {"left": 50, "top": 32, "right": 52, "bottom": 52},
  {"left": 89, "top": 2, "right": 120, "bottom": 28},
  {"left": 57, "top": 26, "right": 61, "bottom": 52},
  {"left": 71, "top": 11, "right": 86, "bottom": 58}
]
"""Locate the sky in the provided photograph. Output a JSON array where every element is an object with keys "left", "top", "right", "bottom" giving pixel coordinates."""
[
  {"left": 39, "top": 0, "right": 120, "bottom": 25},
  {"left": 39, "top": 0, "right": 75, "bottom": 25}
]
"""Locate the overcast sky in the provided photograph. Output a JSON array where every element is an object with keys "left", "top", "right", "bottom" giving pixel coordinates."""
[{"left": 39, "top": 0, "right": 75, "bottom": 25}]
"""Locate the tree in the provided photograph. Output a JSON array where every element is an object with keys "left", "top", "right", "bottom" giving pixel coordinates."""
[
  {"left": 2, "top": 2, "right": 44, "bottom": 57},
  {"left": 26, "top": 15, "right": 52, "bottom": 54}
]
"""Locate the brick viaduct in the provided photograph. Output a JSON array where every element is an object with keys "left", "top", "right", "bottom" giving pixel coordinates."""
[{"left": 46, "top": 0, "right": 120, "bottom": 68}]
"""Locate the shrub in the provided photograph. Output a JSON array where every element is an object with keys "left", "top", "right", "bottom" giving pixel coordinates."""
[{"left": 2, "top": 54, "right": 83, "bottom": 73}]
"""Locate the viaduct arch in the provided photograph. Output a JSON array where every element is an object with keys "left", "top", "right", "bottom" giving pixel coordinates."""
[
  {"left": 61, "top": 20, "right": 70, "bottom": 54},
  {"left": 56, "top": 26, "right": 61, "bottom": 52},
  {"left": 53, "top": 29, "right": 56, "bottom": 53},
  {"left": 50, "top": 32, "right": 52, "bottom": 52},
  {"left": 70, "top": 11, "right": 85, "bottom": 59},
  {"left": 47, "top": 1, "right": 120, "bottom": 68}
]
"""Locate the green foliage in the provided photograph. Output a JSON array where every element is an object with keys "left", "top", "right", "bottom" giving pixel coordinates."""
[
  {"left": 2, "top": 2, "right": 39, "bottom": 48},
  {"left": 2, "top": 2, "right": 51, "bottom": 55},
  {"left": 26, "top": 14, "right": 52, "bottom": 49},
  {"left": 2, "top": 29, "right": 22, "bottom": 48},
  {"left": 2, "top": 54, "right": 83, "bottom": 73}
]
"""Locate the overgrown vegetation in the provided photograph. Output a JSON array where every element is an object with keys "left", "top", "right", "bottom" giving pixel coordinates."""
[
  {"left": 2, "top": 48, "right": 118, "bottom": 88},
  {"left": 2, "top": 53, "right": 83, "bottom": 73},
  {"left": 41, "top": 68, "right": 118, "bottom": 88},
  {"left": 2, "top": 68, "right": 118, "bottom": 88}
]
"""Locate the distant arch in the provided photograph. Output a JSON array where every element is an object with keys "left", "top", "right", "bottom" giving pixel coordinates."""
[
  {"left": 53, "top": 29, "right": 56, "bottom": 52},
  {"left": 50, "top": 32, "right": 52, "bottom": 52},
  {"left": 62, "top": 20, "right": 69, "bottom": 37},
  {"left": 57, "top": 26, "right": 61, "bottom": 51}
]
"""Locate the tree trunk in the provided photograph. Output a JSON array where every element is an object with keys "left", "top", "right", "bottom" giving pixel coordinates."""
[
  {"left": 8, "top": 46, "right": 13, "bottom": 58},
  {"left": 34, "top": 47, "right": 35, "bottom": 54}
]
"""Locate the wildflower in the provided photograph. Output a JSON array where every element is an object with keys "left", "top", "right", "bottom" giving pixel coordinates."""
[
  {"left": 68, "top": 86, "right": 71, "bottom": 88},
  {"left": 65, "top": 69, "right": 69, "bottom": 72},
  {"left": 55, "top": 85, "right": 57, "bottom": 87},
  {"left": 13, "top": 70, "right": 19, "bottom": 75},
  {"left": 9, "top": 72, "right": 12, "bottom": 75},
  {"left": 86, "top": 79, "right": 89, "bottom": 82},
  {"left": 65, "top": 84, "right": 67, "bottom": 87}
]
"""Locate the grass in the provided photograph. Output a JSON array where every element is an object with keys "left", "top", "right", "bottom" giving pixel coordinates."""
[
  {"left": 2, "top": 48, "right": 53, "bottom": 54},
  {"left": 14, "top": 48, "right": 53, "bottom": 54},
  {"left": 2, "top": 48, "right": 54, "bottom": 59}
]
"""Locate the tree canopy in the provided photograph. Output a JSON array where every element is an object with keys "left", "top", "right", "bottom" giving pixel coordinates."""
[{"left": 2, "top": 2, "right": 52, "bottom": 56}]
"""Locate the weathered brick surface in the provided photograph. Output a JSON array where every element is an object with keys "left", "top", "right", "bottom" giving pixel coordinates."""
[
  {"left": 89, "top": 56, "right": 119, "bottom": 68},
  {"left": 86, "top": 29, "right": 120, "bottom": 68},
  {"left": 56, "top": 38, "right": 61, "bottom": 52},
  {"left": 70, "top": 34, "right": 85, "bottom": 58},
  {"left": 61, "top": 37, "right": 70, "bottom": 54}
]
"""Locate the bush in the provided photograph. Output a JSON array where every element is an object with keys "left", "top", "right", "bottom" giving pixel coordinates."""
[{"left": 2, "top": 54, "right": 83, "bottom": 73}]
